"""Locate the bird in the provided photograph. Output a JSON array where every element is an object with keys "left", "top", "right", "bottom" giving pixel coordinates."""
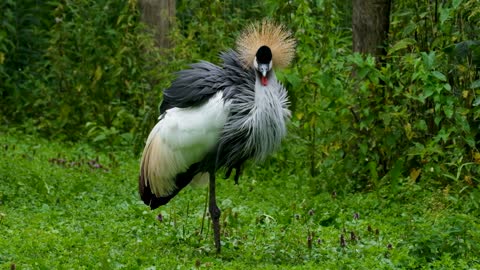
[{"left": 138, "top": 20, "right": 295, "bottom": 252}]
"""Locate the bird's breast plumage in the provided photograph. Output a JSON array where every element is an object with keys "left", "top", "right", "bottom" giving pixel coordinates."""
[{"left": 219, "top": 69, "right": 290, "bottom": 168}]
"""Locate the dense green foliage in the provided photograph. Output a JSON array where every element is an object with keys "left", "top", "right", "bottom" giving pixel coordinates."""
[
  {"left": 1, "top": 133, "right": 479, "bottom": 268},
  {"left": 3, "top": 0, "right": 478, "bottom": 191},
  {"left": 273, "top": 0, "right": 480, "bottom": 194},
  {"left": 1, "top": 0, "right": 157, "bottom": 149},
  {"left": 1, "top": 0, "right": 480, "bottom": 267}
]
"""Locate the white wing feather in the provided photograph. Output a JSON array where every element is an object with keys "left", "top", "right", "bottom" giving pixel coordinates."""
[{"left": 140, "top": 92, "right": 230, "bottom": 196}]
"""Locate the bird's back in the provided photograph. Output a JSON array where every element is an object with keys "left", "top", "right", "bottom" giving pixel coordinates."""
[{"left": 160, "top": 61, "right": 226, "bottom": 113}]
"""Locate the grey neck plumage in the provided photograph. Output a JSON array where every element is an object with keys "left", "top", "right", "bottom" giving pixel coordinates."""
[{"left": 220, "top": 71, "right": 291, "bottom": 166}]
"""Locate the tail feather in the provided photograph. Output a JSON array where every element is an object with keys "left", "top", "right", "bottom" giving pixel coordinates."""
[
  {"left": 139, "top": 161, "right": 201, "bottom": 210},
  {"left": 140, "top": 123, "right": 181, "bottom": 197},
  {"left": 138, "top": 119, "right": 204, "bottom": 209}
]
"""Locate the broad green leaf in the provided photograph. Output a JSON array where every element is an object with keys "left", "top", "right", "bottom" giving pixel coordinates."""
[
  {"left": 421, "top": 51, "right": 436, "bottom": 69},
  {"left": 439, "top": 8, "right": 451, "bottom": 24},
  {"left": 432, "top": 71, "right": 447, "bottom": 82},
  {"left": 93, "top": 133, "right": 107, "bottom": 142},
  {"left": 416, "top": 120, "right": 428, "bottom": 131},
  {"left": 444, "top": 105, "right": 454, "bottom": 119},
  {"left": 424, "top": 88, "right": 434, "bottom": 98},
  {"left": 453, "top": 0, "right": 463, "bottom": 9},
  {"left": 465, "top": 136, "right": 475, "bottom": 147},
  {"left": 357, "top": 67, "right": 370, "bottom": 79},
  {"left": 284, "top": 73, "right": 302, "bottom": 89},
  {"left": 473, "top": 97, "right": 480, "bottom": 107},
  {"left": 437, "top": 128, "right": 451, "bottom": 142},
  {"left": 470, "top": 79, "right": 480, "bottom": 89},
  {"left": 389, "top": 38, "right": 416, "bottom": 54}
]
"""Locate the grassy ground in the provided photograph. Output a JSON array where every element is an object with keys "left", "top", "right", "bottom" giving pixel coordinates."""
[{"left": 0, "top": 131, "right": 479, "bottom": 269}]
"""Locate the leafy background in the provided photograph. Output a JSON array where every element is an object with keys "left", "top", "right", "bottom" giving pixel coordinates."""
[
  {"left": 3, "top": 0, "right": 478, "bottom": 190},
  {"left": 1, "top": 0, "right": 480, "bottom": 268}
]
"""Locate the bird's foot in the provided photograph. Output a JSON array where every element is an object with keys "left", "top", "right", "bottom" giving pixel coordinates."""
[
  {"left": 209, "top": 204, "right": 221, "bottom": 253},
  {"left": 224, "top": 165, "right": 242, "bottom": 185}
]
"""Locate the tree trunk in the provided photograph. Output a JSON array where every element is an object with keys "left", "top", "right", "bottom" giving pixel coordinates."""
[
  {"left": 139, "top": 0, "right": 175, "bottom": 49},
  {"left": 352, "top": 0, "right": 391, "bottom": 58}
]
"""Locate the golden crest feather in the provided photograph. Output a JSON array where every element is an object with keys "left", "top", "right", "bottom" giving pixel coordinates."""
[{"left": 236, "top": 20, "right": 296, "bottom": 69}]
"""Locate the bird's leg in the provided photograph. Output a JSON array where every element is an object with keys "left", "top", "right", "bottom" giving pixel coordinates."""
[
  {"left": 224, "top": 164, "right": 243, "bottom": 185},
  {"left": 224, "top": 167, "right": 233, "bottom": 179},
  {"left": 233, "top": 165, "right": 242, "bottom": 185},
  {"left": 209, "top": 171, "right": 221, "bottom": 253}
]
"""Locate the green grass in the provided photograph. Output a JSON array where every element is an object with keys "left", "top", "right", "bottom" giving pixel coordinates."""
[{"left": 1, "top": 131, "right": 479, "bottom": 269}]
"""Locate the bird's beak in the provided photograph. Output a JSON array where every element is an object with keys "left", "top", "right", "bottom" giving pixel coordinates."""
[
  {"left": 258, "top": 64, "right": 269, "bottom": 86},
  {"left": 259, "top": 64, "right": 268, "bottom": 77}
]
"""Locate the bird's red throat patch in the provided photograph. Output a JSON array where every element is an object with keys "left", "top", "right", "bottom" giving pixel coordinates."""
[{"left": 261, "top": 76, "right": 268, "bottom": 86}]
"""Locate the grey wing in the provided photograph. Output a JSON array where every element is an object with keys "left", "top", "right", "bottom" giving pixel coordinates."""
[{"left": 160, "top": 61, "right": 225, "bottom": 113}]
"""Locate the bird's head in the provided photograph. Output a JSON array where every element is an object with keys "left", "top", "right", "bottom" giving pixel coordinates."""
[
  {"left": 254, "top": 45, "right": 273, "bottom": 86},
  {"left": 236, "top": 20, "right": 296, "bottom": 87}
]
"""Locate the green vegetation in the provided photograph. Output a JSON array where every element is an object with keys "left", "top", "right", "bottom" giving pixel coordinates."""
[
  {"left": 1, "top": 132, "right": 479, "bottom": 269},
  {"left": 1, "top": 0, "right": 480, "bottom": 268}
]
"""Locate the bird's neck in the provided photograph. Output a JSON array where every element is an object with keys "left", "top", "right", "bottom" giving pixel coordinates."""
[
  {"left": 255, "top": 71, "right": 277, "bottom": 90},
  {"left": 220, "top": 68, "right": 290, "bottom": 166}
]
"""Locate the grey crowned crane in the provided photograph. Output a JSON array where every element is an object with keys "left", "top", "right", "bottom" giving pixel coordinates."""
[{"left": 139, "top": 21, "right": 295, "bottom": 252}]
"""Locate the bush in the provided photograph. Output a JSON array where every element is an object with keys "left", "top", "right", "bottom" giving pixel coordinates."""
[
  {"left": 0, "top": 0, "right": 166, "bottom": 150},
  {"left": 268, "top": 0, "right": 480, "bottom": 194},
  {"left": 1, "top": 0, "right": 479, "bottom": 194}
]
